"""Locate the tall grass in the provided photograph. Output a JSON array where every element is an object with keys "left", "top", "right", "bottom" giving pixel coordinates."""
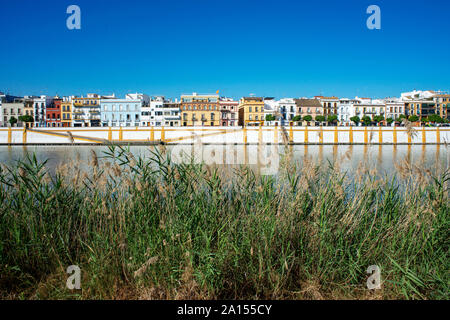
[{"left": 0, "top": 145, "right": 448, "bottom": 300}]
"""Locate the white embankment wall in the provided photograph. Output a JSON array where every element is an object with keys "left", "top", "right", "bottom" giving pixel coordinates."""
[{"left": 0, "top": 126, "right": 449, "bottom": 145}]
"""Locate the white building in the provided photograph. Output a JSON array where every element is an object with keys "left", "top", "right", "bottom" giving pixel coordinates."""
[
  {"left": 263, "top": 98, "right": 278, "bottom": 125},
  {"left": 357, "top": 99, "right": 386, "bottom": 120},
  {"left": 33, "top": 95, "right": 53, "bottom": 127},
  {"left": 278, "top": 98, "right": 296, "bottom": 125},
  {"left": 338, "top": 98, "right": 361, "bottom": 124},
  {"left": 141, "top": 96, "right": 180, "bottom": 127},
  {"left": 384, "top": 98, "right": 405, "bottom": 121}
]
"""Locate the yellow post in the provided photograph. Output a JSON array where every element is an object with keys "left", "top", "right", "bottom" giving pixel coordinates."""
[
  {"left": 379, "top": 126, "right": 383, "bottom": 144},
  {"left": 258, "top": 125, "right": 263, "bottom": 144},
  {"left": 274, "top": 125, "right": 278, "bottom": 144},
  {"left": 408, "top": 131, "right": 412, "bottom": 144},
  {"left": 349, "top": 126, "right": 353, "bottom": 144},
  {"left": 319, "top": 126, "right": 323, "bottom": 144},
  {"left": 108, "top": 127, "right": 112, "bottom": 141},
  {"left": 161, "top": 126, "right": 165, "bottom": 142},
  {"left": 393, "top": 126, "right": 397, "bottom": 145},
  {"left": 422, "top": 126, "right": 426, "bottom": 144},
  {"left": 289, "top": 124, "right": 293, "bottom": 143},
  {"left": 334, "top": 126, "right": 338, "bottom": 144},
  {"left": 22, "top": 128, "right": 27, "bottom": 144},
  {"left": 364, "top": 127, "right": 368, "bottom": 144},
  {"left": 119, "top": 127, "right": 123, "bottom": 141},
  {"left": 7, "top": 127, "right": 12, "bottom": 144},
  {"left": 150, "top": 126, "right": 154, "bottom": 142},
  {"left": 304, "top": 126, "right": 309, "bottom": 144},
  {"left": 243, "top": 126, "right": 247, "bottom": 144},
  {"left": 436, "top": 127, "right": 440, "bottom": 144}
]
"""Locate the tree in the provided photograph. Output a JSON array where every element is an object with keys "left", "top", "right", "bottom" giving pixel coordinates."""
[
  {"left": 303, "top": 115, "right": 312, "bottom": 125},
  {"left": 315, "top": 115, "right": 326, "bottom": 122},
  {"left": 408, "top": 115, "right": 419, "bottom": 122},
  {"left": 350, "top": 116, "right": 360, "bottom": 125},
  {"left": 427, "top": 114, "right": 443, "bottom": 124},
  {"left": 398, "top": 114, "right": 407, "bottom": 121},
  {"left": 327, "top": 115, "right": 338, "bottom": 125},
  {"left": 19, "top": 115, "right": 34, "bottom": 123},
  {"left": 9, "top": 117, "right": 18, "bottom": 127},
  {"left": 373, "top": 115, "right": 385, "bottom": 126},
  {"left": 292, "top": 115, "right": 302, "bottom": 125},
  {"left": 362, "top": 116, "right": 372, "bottom": 126},
  {"left": 386, "top": 118, "right": 394, "bottom": 125},
  {"left": 265, "top": 114, "right": 276, "bottom": 122}
]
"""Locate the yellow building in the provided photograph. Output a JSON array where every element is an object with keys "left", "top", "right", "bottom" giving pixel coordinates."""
[
  {"left": 72, "top": 94, "right": 101, "bottom": 127},
  {"left": 434, "top": 94, "right": 450, "bottom": 120},
  {"left": 238, "top": 97, "right": 265, "bottom": 126},
  {"left": 24, "top": 98, "right": 34, "bottom": 127},
  {"left": 180, "top": 93, "right": 220, "bottom": 126},
  {"left": 61, "top": 100, "right": 72, "bottom": 127}
]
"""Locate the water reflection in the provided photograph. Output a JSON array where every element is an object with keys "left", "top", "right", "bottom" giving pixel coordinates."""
[{"left": 0, "top": 145, "right": 448, "bottom": 176}]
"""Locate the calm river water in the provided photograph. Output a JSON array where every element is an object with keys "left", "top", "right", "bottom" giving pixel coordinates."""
[{"left": 0, "top": 145, "right": 448, "bottom": 176}]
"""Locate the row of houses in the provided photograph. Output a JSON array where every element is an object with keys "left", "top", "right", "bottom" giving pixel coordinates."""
[{"left": 1, "top": 90, "right": 449, "bottom": 128}]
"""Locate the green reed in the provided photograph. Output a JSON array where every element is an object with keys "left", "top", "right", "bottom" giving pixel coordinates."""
[{"left": 0, "top": 145, "right": 448, "bottom": 300}]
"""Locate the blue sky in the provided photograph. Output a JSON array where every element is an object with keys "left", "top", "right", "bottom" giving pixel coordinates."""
[{"left": 0, "top": 0, "right": 449, "bottom": 99}]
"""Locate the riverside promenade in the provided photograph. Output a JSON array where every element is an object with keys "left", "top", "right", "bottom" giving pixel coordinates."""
[{"left": 0, "top": 126, "right": 449, "bottom": 145}]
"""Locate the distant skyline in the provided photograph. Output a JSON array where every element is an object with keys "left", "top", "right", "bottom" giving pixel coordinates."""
[{"left": 1, "top": 0, "right": 449, "bottom": 99}]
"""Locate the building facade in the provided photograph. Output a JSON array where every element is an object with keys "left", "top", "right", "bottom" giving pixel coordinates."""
[
  {"left": 315, "top": 96, "right": 339, "bottom": 117},
  {"left": 278, "top": 98, "right": 296, "bottom": 125},
  {"left": 100, "top": 96, "right": 143, "bottom": 127},
  {"left": 46, "top": 97, "right": 62, "bottom": 127},
  {"left": 294, "top": 98, "right": 324, "bottom": 124},
  {"left": 238, "top": 97, "right": 265, "bottom": 126},
  {"left": 337, "top": 98, "right": 361, "bottom": 124},
  {"left": 219, "top": 98, "right": 238, "bottom": 126},
  {"left": 61, "top": 97, "right": 72, "bottom": 127},
  {"left": 1, "top": 98, "right": 24, "bottom": 127},
  {"left": 33, "top": 96, "right": 53, "bottom": 127},
  {"left": 180, "top": 93, "right": 220, "bottom": 126},
  {"left": 433, "top": 94, "right": 450, "bottom": 120},
  {"left": 384, "top": 99, "right": 405, "bottom": 121}
]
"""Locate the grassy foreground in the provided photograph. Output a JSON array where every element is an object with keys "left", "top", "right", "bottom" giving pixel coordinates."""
[{"left": 0, "top": 145, "right": 448, "bottom": 300}]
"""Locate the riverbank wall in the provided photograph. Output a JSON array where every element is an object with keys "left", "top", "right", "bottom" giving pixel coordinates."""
[{"left": 0, "top": 126, "right": 449, "bottom": 145}]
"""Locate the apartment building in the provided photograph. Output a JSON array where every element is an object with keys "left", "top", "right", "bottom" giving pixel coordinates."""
[
  {"left": 384, "top": 98, "right": 405, "bottom": 120},
  {"left": 180, "top": 93, "right": 220, "bottom": 126},
  {"left": 337, "top": 98, "right": 361, "bottom": 124},
  {"left": 100, "top": 94, "right": 145, "bottom": 127},
  {"left": 238, "top": 96, "right": 265, "bottom": 126},
  {"left": 356, "top": 99, "right": 386, "bottom": 120},
  {"left": 401, "top": 90, "right": 438, "bottom": 120},
  {"left": 315, "top": 96, "right": 339, "bottom": 117},
  {"left": 23, "top": 97, "right": 35, "bottom": 125},
  {"left": 33, "top": 96, "right": 53, "bottom": 127},
  {"left": 61, "top": 97, "right": 72, "bottom": 127},
  {"left": 46, "top": 97, "right": 62, "bottom": 127},
  {"left": 219, "top": 98, "right": 238, "bottom": 127},
  {"left": 433, "top": 94, "right": 450, "bottom": 120},
  {"left": 294, "top": 98, "right": 323, "bottom": 123},
  {"left": 278, "top": 98, "right": 296, "bottom": 125},
  {"left": 1, "top": 97, "right": 24, "bottom": 127}
]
